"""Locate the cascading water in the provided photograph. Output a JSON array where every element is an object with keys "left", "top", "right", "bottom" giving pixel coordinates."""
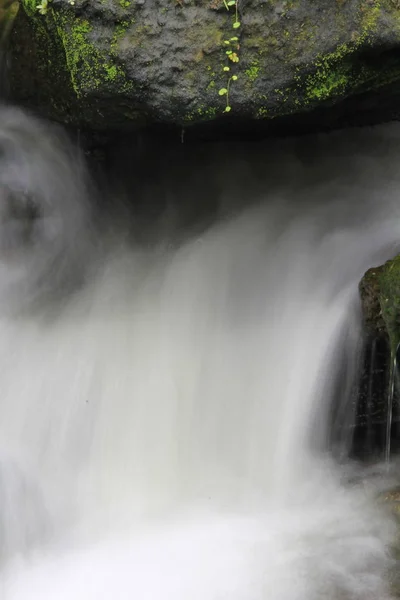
[
  {"left": 386, "top": 345, "right": 398, "bottom": 464},
  {"left": 0, "top": 106, "right": 399, "bottom": 599}
]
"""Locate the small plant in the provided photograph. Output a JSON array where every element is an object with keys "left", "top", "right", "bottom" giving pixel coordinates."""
[
  {"left": 223, "top": 0, "right": 240, "bottom": 28},
  {"left": 36, "top": 0, "right": 51, "bottom": 14},
  {"left": 218, "top": 0, "right": 241, "bottom": 113},
  {"left": 218, "top": 74, "right": 237, "bottom": 112}
]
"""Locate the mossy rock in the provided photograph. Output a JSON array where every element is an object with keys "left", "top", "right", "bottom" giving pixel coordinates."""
[
  {"left": 9, "top": 0, "right": 400, "bottom": 131},
  {"left": 360, "top": 254, "right": 400, "bottom": 351}
]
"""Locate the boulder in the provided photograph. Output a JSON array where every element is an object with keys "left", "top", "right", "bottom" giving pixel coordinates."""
[
  {"left": 355, "top": 255, "right": 400, "bottom": 459},
  {"left": 9, "top": 0, "right": 400, "bottom": 132},
  {"left": 359, "top": 254, "right": 400, "bottom": 350}
]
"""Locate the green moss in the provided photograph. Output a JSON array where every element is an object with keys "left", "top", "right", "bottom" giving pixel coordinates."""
[
  {"left": 110, "top": 20, "right": 132, "bottom": 53},
  {"left": 360, "top": 254, "right": 400, "bottom": 349},
  {"left": 303, "top": 57, "right": 350, "bottom": 102},
  {"left": 360, "top": 0, "right": 381, "bottom": 34},
  {"left": 103, "top": 64, "right": 118, "bottom": 79},
  {"left": 183, "top": 105, "right": 218, "bottom": 124},
  {"left": 119, "top": 0, "right": 131, "bottom": 6},
  {"left": 245, "top": 63, "right": 260, "bottom": 82},
  {"left": 296, "top": 1, "right": 382, "bottom": 105},
  {"left": 51, "top": 11, "right": 133, "bottom": 98},
  {"left": 257, "top": 106, "right": 268, "bottom": 117},
  {"left": 379, "top": 255, "right": 400, "bottom": 352},
  {"left": 21, "top": 0, "right": 38, "bottom": 16}
]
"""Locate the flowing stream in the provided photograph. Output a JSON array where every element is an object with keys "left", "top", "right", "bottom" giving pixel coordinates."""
[{"left": 0, "top": 107, "right": 399, "bottom": 599}]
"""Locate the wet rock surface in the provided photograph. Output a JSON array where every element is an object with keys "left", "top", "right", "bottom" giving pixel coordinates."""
[
  {"left": 353, "top": 256, "right": 400, "bottom": 461},
  {"left": 360, "top": 255, "right": 400, "bottom": 349},
  {"left": 9, "top": 0, "right": 400, "bottom": 134}
]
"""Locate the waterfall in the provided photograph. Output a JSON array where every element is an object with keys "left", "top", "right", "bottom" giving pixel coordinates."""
[{"left": 0, "top": 110, "right": 398, "bottom": 599}]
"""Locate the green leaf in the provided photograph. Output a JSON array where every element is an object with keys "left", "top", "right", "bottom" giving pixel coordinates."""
[
  {"left": 224, "top": 40, "right": 230, "bottom": 44},
  {"left": 225, "top": 106, "right": 232, "bottom": 112},
  {"left": 233, "top": 21, "right": 241, "bottom": 28},
  {"left": 230, "top": 36, "right": 239, "bottom": 41},
  {"left": 227, "top": 1, "right": 236, "bottom": 5},
  {"left": 226, "top": 50, "right": 232, "bottom": 55},
  {"left": 231, "top": 75, "right": 238, "bottom": 80},
  {"left": 219, "top": 88, "right": 228, "bottom": 96},
  {"left": 223, "top": 66, "right": 230, "bottom": 71}
]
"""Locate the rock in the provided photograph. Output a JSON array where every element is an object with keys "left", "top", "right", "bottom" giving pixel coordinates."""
[
  {"left": 8, "top": 0, "right": 400, "bottom": 133},
  {"left": 354, "top": 256, "right": 400, "bottom": 459},
  {"left": 360, "top": 254, "right": 400, "bottom": 350},
  {"left": 380, "top": 487, "right": 400, "bottom": 519},
  {"left": 359, "top": 263, "right": 388, "bottom": 337}
]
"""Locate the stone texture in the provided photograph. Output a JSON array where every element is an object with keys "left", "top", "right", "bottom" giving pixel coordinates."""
[
  {"left": 360, "top": 255, "right": 400, "bottom": 350},
  {"left": 9, "top": 1, "right": 400, "bottom": 132}
]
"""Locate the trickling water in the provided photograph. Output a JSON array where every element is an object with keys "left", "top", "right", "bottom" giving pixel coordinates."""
[
  {"left": 367, "top": 338, "right": 378, "bottom": 451},
  {"left": 386, "top": 345, "right": 399, "bottom": 464},
  {"left": 0, "top": 108, "right": 399, "bottom": 599}
]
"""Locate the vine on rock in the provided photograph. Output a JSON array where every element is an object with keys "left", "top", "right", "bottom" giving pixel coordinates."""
[{"left": 218, "top": 0, "right": 241, "bottom": 113}]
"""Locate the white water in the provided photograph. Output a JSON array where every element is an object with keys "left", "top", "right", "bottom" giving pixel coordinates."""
[{"left": 0, "top": 109, "right": 399, "bottom": 598}]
